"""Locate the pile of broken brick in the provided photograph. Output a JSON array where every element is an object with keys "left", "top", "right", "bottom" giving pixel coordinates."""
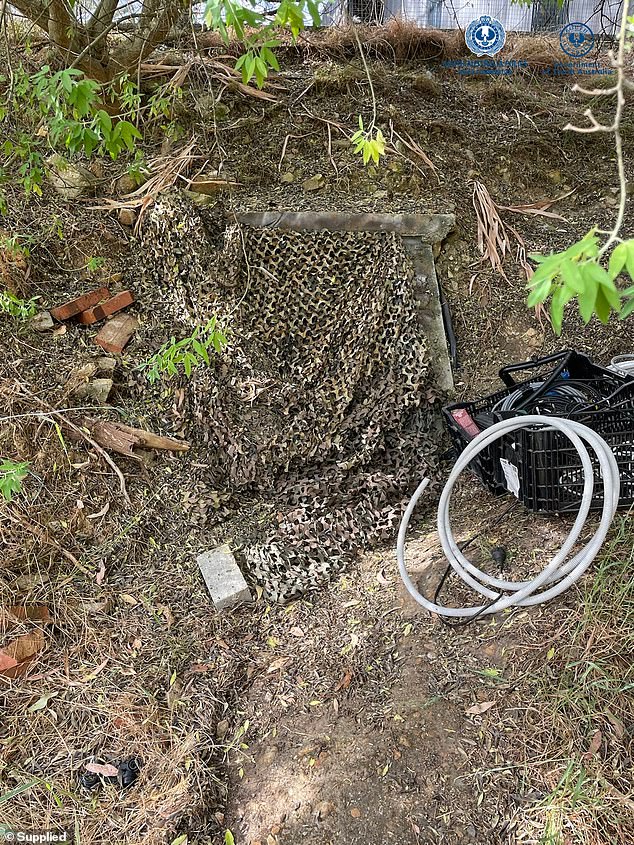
[
  {"left": 49, "top": 285, "right": 138, "bottom": 355},
  {"left": 34, "top": 284, "right": 192, "bottom": 461}
]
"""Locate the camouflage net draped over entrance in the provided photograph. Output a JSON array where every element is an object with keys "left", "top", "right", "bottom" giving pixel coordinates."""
[{"left": 143, "top": 194, "right": 440, "bottom": 600}]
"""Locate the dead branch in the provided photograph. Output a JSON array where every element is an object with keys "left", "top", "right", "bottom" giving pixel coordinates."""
[
  {"left": 564, "top": 5, "right": 631, "bottom": 254},
  {"left": 78, "top": 418, "right": 190, "bottom": 458},
  {"left": 90, "top": 139, "right": 199, "bottom": 231},
  {"left": 471, "top": 180, "right": 511, "bottom": 281}
]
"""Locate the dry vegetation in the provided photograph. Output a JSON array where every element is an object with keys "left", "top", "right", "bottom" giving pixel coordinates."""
[{"left": 517, "top": 518, "right": 634, "bottom": 844}]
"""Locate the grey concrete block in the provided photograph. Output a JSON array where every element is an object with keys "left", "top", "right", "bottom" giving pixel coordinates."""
[{"left": 197, "top": 544, "right": 253, "bottom": 610}]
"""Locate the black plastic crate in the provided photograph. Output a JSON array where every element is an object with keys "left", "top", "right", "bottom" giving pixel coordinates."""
[{"left": 443, "top": 351, "right": 634, "bottom": 513}]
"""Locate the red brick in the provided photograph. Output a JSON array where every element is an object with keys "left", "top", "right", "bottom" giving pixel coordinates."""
[
  {"left": 94, "top": 314, "right": 138, "bottom": 355},
  {"left": 50, "top": 287, "right": 110, "bottom": 322},
  {"left": 78, "top": 290, "right": 135, "bottom": 325}
]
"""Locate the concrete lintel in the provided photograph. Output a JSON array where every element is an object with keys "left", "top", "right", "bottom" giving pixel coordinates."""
[{"left": 234, "top": 211, "right": 455, "bottom": 242}]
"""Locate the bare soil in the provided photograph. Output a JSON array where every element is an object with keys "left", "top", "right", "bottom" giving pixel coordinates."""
[{"left": 223, "top": 486, "right": 588, "bottom": 845}]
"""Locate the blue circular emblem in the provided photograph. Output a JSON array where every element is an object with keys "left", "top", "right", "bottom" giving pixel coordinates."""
[
  {"left": 560, "top": 22, "right": 594, "bottom": 57},
  {"left": 465, "top": 16, "right": 506, "bottom": 57}
]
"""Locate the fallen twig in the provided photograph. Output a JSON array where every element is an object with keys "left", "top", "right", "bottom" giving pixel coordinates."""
[
  {"left": 391, "top": 127, "right": 439, "bottom": 180},
  {"left": 2, "top": 506, "right": 91, "bottom": 575},
  {"left": 278, "top": 132, "right": 315, "bottom": 171},
  {"left": 13, "top": 387, "right": 131, "bottom": 506},
  {"left": 471, "top": 180, "right": 573, "bottom": 289},
  {"left": 139, "top": 57, "right": 282, "bottom": 100},
  {"left": 497, "top": 189, "right": 575, "bottom": 221}
]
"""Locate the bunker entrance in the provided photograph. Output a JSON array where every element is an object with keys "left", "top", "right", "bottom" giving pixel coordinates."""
[{"left": 143, "top": 197, "right": 454, "bottom": 600}]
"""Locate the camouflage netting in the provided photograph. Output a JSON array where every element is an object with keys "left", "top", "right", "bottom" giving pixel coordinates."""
[{"left": 142, "top": 193, "right": 441, "bottom": 600}]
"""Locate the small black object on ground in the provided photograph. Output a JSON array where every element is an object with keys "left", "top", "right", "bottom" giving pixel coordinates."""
[
  {"left": 491, "top": 546, "right": 507, "bottom": 571},
  {"left": 79, "top": 756, "right": 143, "bottom": 792},
  {"left": 118, "top": 756, "right": 143, "bottom": 788}
]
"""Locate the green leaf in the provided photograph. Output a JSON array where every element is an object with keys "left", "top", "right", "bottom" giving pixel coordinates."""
[
  {"left": 528, "top": 252, "right": 552, "bottom": 265},
  {"left": 550, "top": 284, "right": 574, "bottom": 335},
  {"left": 600, "top": 281, "right": 621, "bottom": 312},
  {"left": 224, "top": 831, "right": 235, "bottom": 845},
  {"left": 619, "top": 297, "right": 634, "bottom": 320},
  {"left": 244, "top": 54, "right": 256, "bottom": 83},
  {"left": 68, "top": 81, "right": 95, "bottom": 118},
  {"left": 60, "top": 71, "right": 73, "bottom": 94},
  {"left": 608, "top": 242, "right": 628, "bottom": 279},
  {"left": 586, "top": 262, "right": 617, "bottom": 289},
  {"left": 261, "top": 46, "right": 280, "bottom": 72},
  {"left": 117, "top": 120, "right": 142, "bottom": 151},
  {"left": 254, "top": 57, "right": 268, "bottom": 88},
  {"left": 527, "top": 259, "right": 559, "bottom": 288},
  {"left": 0, "top": 779, "right": 40, "bottom": 806},
  {"left": 586, "top": 263, "right": 621, "bottom": 310},
  {"left": 307, "top": 0, "right": 322, "bottom": 26},
  {"left": 560, "top": 258, "right": 584, "bottom": 294},
  {"left": 564, "top": 229, "right": 600, "bottom": 261},
  {"left": 82, "top": 128, "right": 100, "bottom": 157},
  {"left": 594, "top": 288, "right": 611, "bottom": 323},
  {"left": 625, "top": 241, "right": 634, "bottom": 282},
  {"left": 577, "top": 274, "right": 598, "bottom": 324},
  {"left": 95, "top": 109, "right": 112, "bottom": 133},
  {"left": 374, "top": 128, "right": 386, "bottom": 158},
  {"left": 0, "top": 459, "right": 30, "bottom": 502},
  {"left": 193, "top": 339, "right": 210, "bottom": 365},
  {"left": 527, "top": 277, "right": 552, "bottom": 308}
]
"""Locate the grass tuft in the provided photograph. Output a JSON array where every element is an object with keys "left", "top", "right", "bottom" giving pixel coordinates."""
[{"left": 518, "top": 515, "right": 634, "bottom": 845}]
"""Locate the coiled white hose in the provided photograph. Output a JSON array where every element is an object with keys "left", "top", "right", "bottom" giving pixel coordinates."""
[
  {"left": 609, "top": 354, "right": 634, "bottom": 377},
  {"left": 397, "top": 416, "right": 620, "bottom": 618}
]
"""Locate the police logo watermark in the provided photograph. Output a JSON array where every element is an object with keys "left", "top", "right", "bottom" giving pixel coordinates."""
[
  {"left": 560, "top": 22, "right": 594, "bottom": 58},
  {"left": 465, "top": 16, "right": 506, "bottom": 57}
]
